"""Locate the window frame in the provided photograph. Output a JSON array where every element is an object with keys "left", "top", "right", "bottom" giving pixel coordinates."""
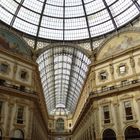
[
  {"left": 124, "top": 101, "right": 133, "bottom": 121},
  {"left": 16, "top": 106, "right": 24, "bottom": 124},
  {"left": 100, "top": 72, "right": 107, "bottom": 80},
  {"left": 103, "top": 105, "right": 111, "bottom": 124},
  {"left": 119, "top": 65, "right": 126, "bottom": 74}
]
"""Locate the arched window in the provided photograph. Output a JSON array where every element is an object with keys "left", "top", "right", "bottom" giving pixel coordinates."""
[
  {"left": 56, "top": 118, "right": 64, "bottom": 131},
  {"left": 11, "top": 129, "right": 24, "bottom": 140},
  {"left": 125, "top": 126, "right": 140, "bottom": 140},
  {"left": 103, "top": 129, "right": 116, "bottom": 140}
]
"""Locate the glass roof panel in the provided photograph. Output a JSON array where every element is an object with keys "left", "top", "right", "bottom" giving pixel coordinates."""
[
  {"left": 114, "top": 5, "right": 139, "bottom": 26},
  {"left": 13, "top": 18, "right": 38, "bottom": 35},
  {"left": 17, "top": 7, "right": 40, "bottom": 25},
  {"left": 1, "top": 0, "right": 140, "bottom": 42},
  {"left": 0, "top": 7, "right": 13, "bottom": 24},
  {"left": 46, "top": 0, "right": 63, "bottom": 6},
  {"left": 44, "top": 4, "right": 63, "bottom": 17},
  {"left": 37, "top": 46, "right": 90, "bottom": 115},
  {"left": 85, "top": 0, "right": 105, "bottom": 15},
  {"left": 41, "top": 16, "right": 63, "bottom": 29},
  {"left": 65, "top": 5, "right": 84, "bottom": 18},
  {"left": 22, "top": 0, "right": 44, "bottom": 13}
]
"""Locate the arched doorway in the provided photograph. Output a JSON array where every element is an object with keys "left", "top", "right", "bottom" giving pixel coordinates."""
[
  {"left": 56, "top": 118, "right": 64, "bottom": 131},
  {"left": 125, "top": 126, "right": 140, "bottom": 140},
  {"left": 11, "top": 129, "right": 24, "bottom": 140},
  {"left": 103, "top": 129, "right": 116, "bottom": 140}
]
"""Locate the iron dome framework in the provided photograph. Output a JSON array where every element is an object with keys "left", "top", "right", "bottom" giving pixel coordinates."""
[{"left": 0, "top": 0, "right": 140, "bottom": 44}]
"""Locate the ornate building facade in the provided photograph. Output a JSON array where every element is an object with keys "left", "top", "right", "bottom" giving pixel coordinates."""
[{"left": 0, "top": 26, "right": 140, "bottom": 140}]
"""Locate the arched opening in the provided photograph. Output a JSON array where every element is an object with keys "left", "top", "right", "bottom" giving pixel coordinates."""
[
  {"left": 103, "top": 129, "right": 116, "bottom": 140},
  {"left": 56, "top": 118, "right": 64, "bottom": 131},
  {"left": 0, "top": 129, "right": 2, "bottom": 140},
  {"left": 11, "top": 129, "right": 24, "bottom": 140},
  {"left": 125, "top": 126, "right": 140, "bottom": 140}
]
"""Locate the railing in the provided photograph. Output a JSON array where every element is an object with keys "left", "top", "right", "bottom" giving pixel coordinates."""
[
  {"left": 0, "top": 80, "right": 36, "bottom": 95},
  {"left": 49, "top": 129, "right": 71, "bottom": 134},
  {"left": 90, "top": 79, "right": 140, "bottom": 96}
]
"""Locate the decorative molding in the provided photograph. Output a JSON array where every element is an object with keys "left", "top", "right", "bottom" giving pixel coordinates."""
[
  {"left": 138, "top": 58, "right": 140, "bottom": 66},
  {"left": 109, "top": 64, "right": 114, "bottom": 75},
  {"left": 120, "top": 95, "right": 133, "bottom": 101},
  {"left": 99, "top": 99, "right": 112, "bottom": 105},
  {"left": 130, "top": 57, "right": 135, "bottom": 68}
]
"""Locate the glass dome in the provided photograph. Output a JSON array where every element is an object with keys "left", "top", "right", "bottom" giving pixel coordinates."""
[{"left": 0, "top": 0, "right": 140, "bottom": 41}]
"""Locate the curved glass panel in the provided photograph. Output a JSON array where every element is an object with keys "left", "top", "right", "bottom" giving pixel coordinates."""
[
  {"left": 37, "top": 46, "right": 90, "bottom": 115},
  {"left": 0, "top": 0, "right": 140, "bottom": 41}
]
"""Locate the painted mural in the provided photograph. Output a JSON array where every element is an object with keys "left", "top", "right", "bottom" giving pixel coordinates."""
[
  {"left": 0, "top": 28, "right": 32, "bottom": 58},
  {"left": 97, "top": 32, "right": 140, "bottom": 60}
]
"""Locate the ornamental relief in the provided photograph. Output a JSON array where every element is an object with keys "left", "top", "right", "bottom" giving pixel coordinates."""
[
  {"left": 109, "top": 64, "right": 114, "bottom": 75},
  {"left": 97, "top": 31, "right": 140, "bottom": 61},
  {"left": 130, "top": 57, "right": 135, "bottom": 68},
  {"left": 138, "top": 58, "right": 140, "bottom": 66}
]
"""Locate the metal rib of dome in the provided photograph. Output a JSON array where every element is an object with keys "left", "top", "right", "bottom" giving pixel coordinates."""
[
  {"left": 37, "top": 46, "right": 91, "bottom": 115},
  {"left": 0, "top": 0, "right": 140, "bottom": 41}
]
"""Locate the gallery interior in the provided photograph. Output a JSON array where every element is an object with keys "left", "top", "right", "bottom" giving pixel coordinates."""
[{"left": 1, "top": 0, "right": 140, "bottom": 140}]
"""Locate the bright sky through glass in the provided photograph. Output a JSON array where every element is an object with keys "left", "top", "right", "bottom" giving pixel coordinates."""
[
  {"left": 37, "top": 46, "right": 90, "bottom": 115},
  {"left": 0, "top": 0, "right": 140, "bottom": 41}
]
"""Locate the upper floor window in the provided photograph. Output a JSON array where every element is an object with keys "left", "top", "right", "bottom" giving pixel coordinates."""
[
  {"left": 69, "top": 123, "right": 71, "bottom": 127},
  {"left": 0, "top": 63, "right": 9, "bottom": 73},
  {"left": 17, "top": 106, "right": 24, "bottom": 124},
  {"left": 100, "top": 72, "right": 107, "bottom": 80},
  {"left": 20, "top": 71, "right": 27, "bottom": 80},
  {"left": 124, "top": 101, "right": 133, "bottom": 120},
  {"left": 56, "top": 118, "right": 64, "bottom": 131},
  {"left": 103, "top": 105, "right": 110, "bottom": 124},
  {"left": 119, "top": 65, "right": 126, "bottom": 74}
]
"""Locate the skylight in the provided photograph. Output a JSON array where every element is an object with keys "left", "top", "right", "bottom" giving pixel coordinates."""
[
  {"left": 0, "top": 0, "right": 140, "bottom": 41},
  {"left": 37, "top": 46, "right": 91, "bottom": 115}
]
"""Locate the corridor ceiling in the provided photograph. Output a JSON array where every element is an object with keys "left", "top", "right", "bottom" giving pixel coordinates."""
[{"left": 37, "top": 46, "right": 90, "bottom": 115}]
